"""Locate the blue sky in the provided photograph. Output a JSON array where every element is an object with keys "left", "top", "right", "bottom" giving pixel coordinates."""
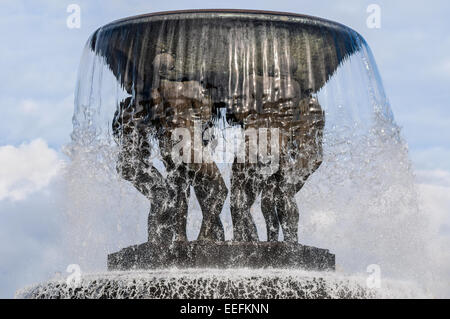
[{"left": 0, "top": 0, "right": 449, "bottom": 298}]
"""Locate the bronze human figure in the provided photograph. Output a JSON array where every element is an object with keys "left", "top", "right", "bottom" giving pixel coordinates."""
[
  {"left": 228, "top": 58, "right": 325, "bottom": 242},
  {"left": 113, "top": 52, "right": 227, "bottom": 243}
]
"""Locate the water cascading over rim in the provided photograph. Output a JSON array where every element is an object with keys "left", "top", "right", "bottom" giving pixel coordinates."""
[{"left": 89, "top": 10, "right": 363, "bottom": 95}]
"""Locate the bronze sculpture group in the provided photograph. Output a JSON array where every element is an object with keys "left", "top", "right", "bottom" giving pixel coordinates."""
[
  {"left": 112, "top": 50, "right": 325, "bottom": 244},
  {"left": 85, "top": 10, "right": 363, "bottom": 270}
]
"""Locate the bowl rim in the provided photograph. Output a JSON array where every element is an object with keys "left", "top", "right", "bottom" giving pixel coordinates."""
[{"left": 101, "top": 9, "right": 359, "bottom": 35}]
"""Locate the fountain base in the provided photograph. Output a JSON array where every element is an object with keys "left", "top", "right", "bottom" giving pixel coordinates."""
[
  {"left": 17, "top": 269, "right": 428, "bottom": 299},
  {"left": 107, "top": 241, "right": 335, "bottom": 271}
]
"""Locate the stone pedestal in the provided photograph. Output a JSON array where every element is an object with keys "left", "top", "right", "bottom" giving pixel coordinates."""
[{"left": 107, "top": 241, "right": 335, "bottom": 271}]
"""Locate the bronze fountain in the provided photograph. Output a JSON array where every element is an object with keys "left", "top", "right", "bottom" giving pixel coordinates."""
[{"left": 89, "top": 10, "right": 364, "bottom": 270}]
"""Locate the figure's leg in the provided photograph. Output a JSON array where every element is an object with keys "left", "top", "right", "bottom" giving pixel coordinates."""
[
  {"left": 230, "top": 161, "right": 260, "bottom": 242},
  {"left": 274, "top": 144, "right": 322, "bottom": 243},
  {"left": 191, "top": 163, "right": 227, "bottom": 241},
  {"left": 275, "top": 185, "right": 300, "bottom": 242},
  {"left": 272, "top": 172, "right": 307, "bottom": 243},
  {"left": 145, "top": 132, "right": 190, "bottom": 244},
  {"left": 142, "top": 167, "right": 172, "bottom": 243},
  {"left": 163, "top": 165, "right": 190, "bottom": 242},
  {"left": 152, "top": 145, "right": 191, "bottom": 243},
  {"left": 261, "top": 174, "right": 280, "bottom": 242}
]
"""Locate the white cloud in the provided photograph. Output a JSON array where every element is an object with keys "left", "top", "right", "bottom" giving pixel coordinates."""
[
  {"left": 416, "top": 170, "right": 450, "bottom": 298},
  {"left": 411, "top": 147, "right": 450, "bottom": 171},
  {"left": 0, "top": 139, "right": 63, "bottom": 201},
  {"left": 417, "top": 181, "right": 450, "bottom": 236},
  {"left": 416, "top": 169, "right": 450, "bottom": 187}
]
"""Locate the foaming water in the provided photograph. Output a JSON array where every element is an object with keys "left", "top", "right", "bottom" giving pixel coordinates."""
[
  {"left": 63, "top": 12, "right": 434, "bottom": 297},
  {"left": 18, "top": 269, "right": 429, "bottom": 299}
]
